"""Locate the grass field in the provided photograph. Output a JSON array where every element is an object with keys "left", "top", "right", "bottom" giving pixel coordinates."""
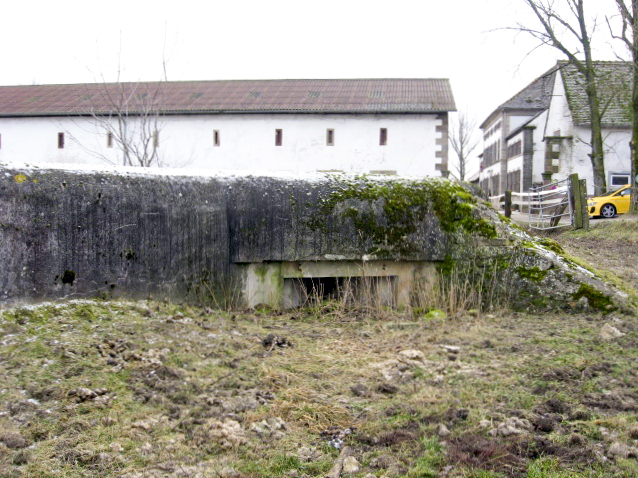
[{"left": 1, "top": 220, "right": 638, "bottom": 477}]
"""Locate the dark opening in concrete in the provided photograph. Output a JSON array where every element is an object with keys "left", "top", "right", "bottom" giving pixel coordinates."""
[{"left": 284, "top": 276, "right": 397, "bottom": 308}]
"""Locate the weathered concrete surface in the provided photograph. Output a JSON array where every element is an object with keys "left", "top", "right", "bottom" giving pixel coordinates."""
[
  {"left": 0, "top": 167, "right": 461, "bottom": 306},
  {"left": 1, "top": 169, "right": 229, "bottom": 303},
  {"left": 1, "top": 165, "right": 634, "bottom": 314}
]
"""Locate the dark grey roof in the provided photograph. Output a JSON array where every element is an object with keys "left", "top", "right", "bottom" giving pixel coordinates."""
[
  {"left": 481, "top": 65, "right": 558, "bottom": 129},
  {"left": 561, "top": 61, "right": 632, "bottom": 127},
  {"left": 0, "top": 79, "right": 456, "bottom": 117}
]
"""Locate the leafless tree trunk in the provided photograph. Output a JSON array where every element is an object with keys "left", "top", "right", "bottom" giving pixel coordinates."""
[
  {"left": 450, "top": 111, "right": 479, "bottom": 182},
  {"left": 516, "top": 0, "right": 607, "bottom": 194},
  {"left": 610, "top": 0, "right": 638, "bottom": 213},
  {"left": 89, "top": 79, "right": 164, "bottom": 168}
]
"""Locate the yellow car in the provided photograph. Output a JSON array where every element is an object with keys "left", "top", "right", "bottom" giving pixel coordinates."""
[{"left": 588, "top": 185, "right": 632, "bottom": 218}]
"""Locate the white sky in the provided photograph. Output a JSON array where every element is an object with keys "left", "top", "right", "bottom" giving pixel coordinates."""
[{"left": 0, "top": 0, "right": 626, "bottom": 175}]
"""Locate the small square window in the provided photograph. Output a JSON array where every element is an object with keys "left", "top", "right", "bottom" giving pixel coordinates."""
[
  {"left": 106, "top": 132, "right": 113, "bottom": 148},
  {"left": 326, "top": 129, "right": 334, "bottom": 146},
  {"left": 380, "top": 128, "right": 387, "bottom": 146},
  {"left": 275, "top": 129, "right": 283, "bottom": 146},
  {"left": 213, "top": 130, "right": 220, "bottom": 147},
  {"left": 58, "top": 132, "right": 65, "bottom": 149}
]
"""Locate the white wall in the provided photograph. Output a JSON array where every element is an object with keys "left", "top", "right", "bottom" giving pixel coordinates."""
[
  {"left": 0, "top": 113, "right": 446, "bottom": 177},
  {"left": 544, "top": 71, "right": 632, "bottom": 195}
]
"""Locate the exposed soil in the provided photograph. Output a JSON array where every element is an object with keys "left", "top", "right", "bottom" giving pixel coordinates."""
[{"left": 0, "top": 221, "right": 637, "bottom": 477}]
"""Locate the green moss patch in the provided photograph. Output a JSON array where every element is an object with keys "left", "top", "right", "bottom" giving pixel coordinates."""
[
  {"left": 573, "top": 283, "right": 616, "bottom": 313},
  {"left": 310, "top": 177, "right": 496, "bottom": 256},
  {"left": 516, "top": 266, "right": 549, "bottom": 282}
]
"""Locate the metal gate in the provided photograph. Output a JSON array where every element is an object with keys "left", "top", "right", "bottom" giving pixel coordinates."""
[{"left": 528, "top": 178, "right": 573, "bottom": 230}]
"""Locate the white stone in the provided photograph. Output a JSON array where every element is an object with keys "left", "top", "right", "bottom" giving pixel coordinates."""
[
  {"left": 600, "top": 323, "right": 625, "bottom": 341},
  {"left": 342, "top": 456, "right": 360, "bottom": 474}
]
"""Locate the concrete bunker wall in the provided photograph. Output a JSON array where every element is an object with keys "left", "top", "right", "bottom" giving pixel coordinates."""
[{"left": 0, "top": 167, "right": 458, "bottom": 307}]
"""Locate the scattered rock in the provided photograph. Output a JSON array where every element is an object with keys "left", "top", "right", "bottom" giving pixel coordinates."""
[
  {"left": 350, "top": 384, "right": 369, "bottom": 397},
  {"left": 377, "top": 383, "right": 398, "bottom": 394},
  {"left": 110, "top": 443, "right": 124, "bottom": 453},
  {"left": 67, "top": 387, "right": 109, "bottom": 403},
  {"left": 297, "top": 445, "right": 323, "bottom": 462},
  {"left": 437, "top": 424, "right": 451, "bottom": 437},
  {"left": 321, "top": 426, "right": 356, "bottom": 450},
  {"left": 600, "top": 323, "right": 625, "bottom": 341},
  {"left": 139, "top": 442, "right": 153, "bottom": 455},
  {"left": 218, "top": 467, "right": 240, "bottom": 477},
  {"left": 250, "top": 417, "right": 286, "bottom": 439},
  {"left": 262, "top": 334, "right": 293, "bottom": 349},
  {"left": 442, "top": 345, "right": 460, "bottom": 354},
  {"left": 489, "top": 417, "right": 532, "bottom": 437},
  {"left": 342, "top": 456, "right": 360, "bottom": 474},
  {"left": 193, "top": 419, "right": 246, "bottom": 449},
  {"left": 398, "top": 349, "right": 425, "bottom": 362},
  {"left": 132, "top": 419, "right": 156, "bottom": 431}
]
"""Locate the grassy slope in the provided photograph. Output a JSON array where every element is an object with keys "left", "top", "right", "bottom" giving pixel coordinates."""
[{"left": 1, "top": 222, "right": 638, "bottom": 477}]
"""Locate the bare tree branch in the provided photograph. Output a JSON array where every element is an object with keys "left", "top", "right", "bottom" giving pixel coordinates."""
[
  {"left": 514, "top": 0, "right": 608, "bottom": 194},
  {"left": 450, "top": 111, "right": 480, "bottom": 182}
]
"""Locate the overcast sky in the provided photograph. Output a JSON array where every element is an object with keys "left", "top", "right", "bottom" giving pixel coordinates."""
[{"left": 0, "top": 0, "right": 626, "bottom": 174}]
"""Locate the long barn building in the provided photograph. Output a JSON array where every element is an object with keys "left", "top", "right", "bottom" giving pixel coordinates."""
[{"left": 0, "top": 78, "right": 456, "bottom": 177}]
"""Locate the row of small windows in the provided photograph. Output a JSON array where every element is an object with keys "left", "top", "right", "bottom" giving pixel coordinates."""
[
  {"left": 213, "top": 128, "right": 389, "bottom": 147},
  {"left": 2, "top": 128, "right": 389, "bottom": 150},
  {"left": 55, "top": 131, "right": 159, "bottom": 149},
  {"left": 483, "top": 121, "right": 501, "bottom": 141}
]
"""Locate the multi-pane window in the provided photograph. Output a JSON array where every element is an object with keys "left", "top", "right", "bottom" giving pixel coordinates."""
[{"left": 507, "top": 140, "right": 521, "bottom": 159}]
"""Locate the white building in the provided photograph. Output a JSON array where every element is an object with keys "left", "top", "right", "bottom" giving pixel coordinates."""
[
  {"left": 0, "top": 79, "right": 456, "bottom": 177},
  {"left": 479, "top": 61, "right": 632, "bottom": 196}
]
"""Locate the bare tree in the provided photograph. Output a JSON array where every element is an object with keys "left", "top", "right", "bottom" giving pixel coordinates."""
[
  {"left": 68, "top": 35, "right": 170, "bottom": 168},
  {"left": 514, "top": 0, "right": 608, "bottom": 194},
  {"left": 89, "top": 81, "right": 165, "bottom": 167},
  {"left": 450, "top": 111, "right": 479, "bottom": 181},
  {"left": 609, "top": 0, "right": 638, "bottom": 213}
]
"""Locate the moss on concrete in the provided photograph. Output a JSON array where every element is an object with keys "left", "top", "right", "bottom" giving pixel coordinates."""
[
  {"left": 515, "top": 266, "right": 549, "bottom": 282},
  {"left": 311, "top": 177, "right": 496, "bottom": 256},
  {"left": 572, "top": 283, "right": 616, "bottom": 313}
]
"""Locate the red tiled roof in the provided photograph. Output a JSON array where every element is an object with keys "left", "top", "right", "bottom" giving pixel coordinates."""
[{"left": 0, "top": 79, "right": 456, "bottom": 116}]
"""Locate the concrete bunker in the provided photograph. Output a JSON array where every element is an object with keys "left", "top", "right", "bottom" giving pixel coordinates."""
[{"left": 0, "top": 165, "right": 632, "bottom": 314}]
